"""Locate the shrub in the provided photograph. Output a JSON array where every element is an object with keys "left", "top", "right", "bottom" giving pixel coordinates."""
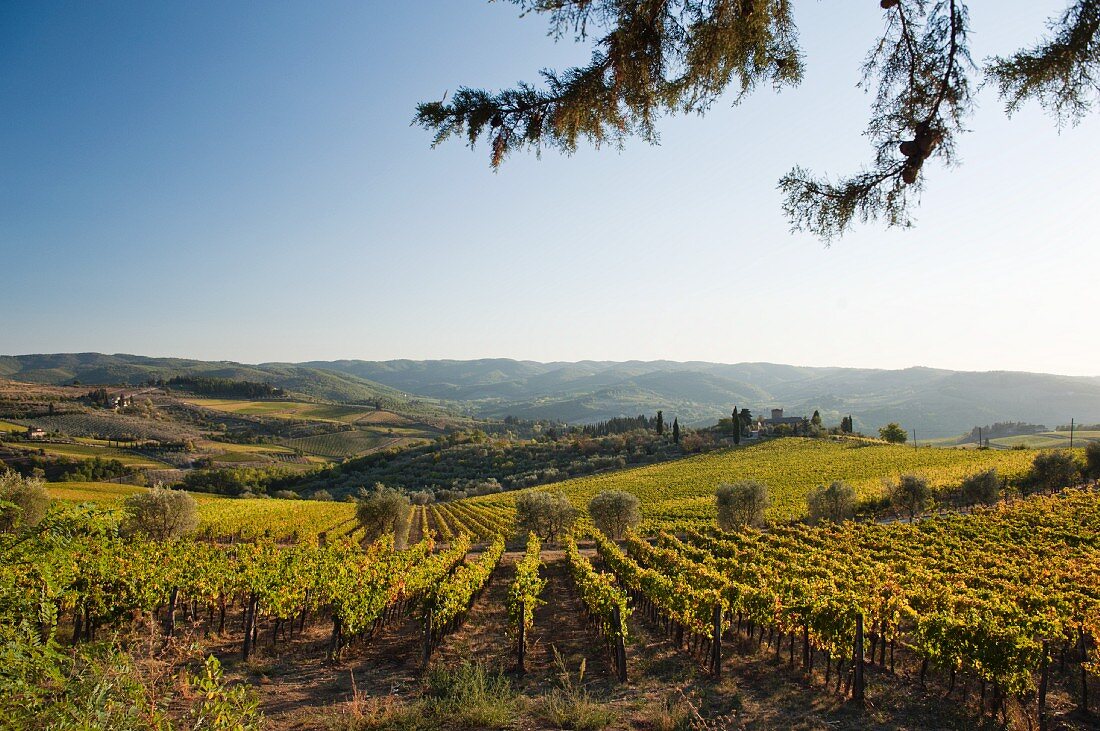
[
  {"left": 715, "top": 480, "right": 770, "bottom": 530},
  {"left": 960, "top": 469, "right": 1000, "bottom": 507},
  {"left": 1085, "top": 441, "right": 1100, "bottom": 480},
  {"left": 515, "top": 491, "right": 576, "bottom": 541},
  {"left": 588, "top": 490, "right": 641, "bottom": 539},
  {"left": 806, "top": 480, "right": 855, "bottom": 523},
  {"left": 423, "top": 662, "right": 516, "bottom": 729},
  {"left": 889, "top": 474, "right": 931, "bottom": 521},
  {"left": 122, "top": 485, "right": 198, "bottom": 540},
  {"left": 0, "top": 470, "right": 50, "bottom": 532},
  {"left": 355, "top": 485, "right": 411, "bottom": 548},
  {"left": 1026, "top": 450, "right": 1080, "bottom": 494}
]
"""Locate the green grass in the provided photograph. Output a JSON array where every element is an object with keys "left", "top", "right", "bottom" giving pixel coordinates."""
[
  {"left": 0, "top": 419, "right": 26, "bottom": 433},
  {"left": 9, "top": 441, "right": 171, "bottom": 468},
  {"left": 469, "top": 437, "right": 1052, "bottom": 528}
]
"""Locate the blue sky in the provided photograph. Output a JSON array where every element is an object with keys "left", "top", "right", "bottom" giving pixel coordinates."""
[{"left": 2, "top": 1, "right": 1097, "bottom": 375}]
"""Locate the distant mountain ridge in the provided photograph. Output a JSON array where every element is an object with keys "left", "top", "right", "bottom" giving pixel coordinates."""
[
  {"left": 3, "top": 353, "right": 1099, "bottom": 438},
  {"left": 0, "top": 353, "right": 408, "bottom": 406}
]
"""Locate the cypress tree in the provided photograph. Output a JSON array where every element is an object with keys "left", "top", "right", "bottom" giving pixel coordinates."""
[
  {"left": 732, "top": 405, "right": 741, "bottom": 445},
  {"left": 672, "top": 418, "right": 680, "bottom": 444},
  {"left": 656, "top": 410, "right": 664, "bottom": 435}
]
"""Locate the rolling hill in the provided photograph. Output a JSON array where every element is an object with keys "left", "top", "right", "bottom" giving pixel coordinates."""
[
  {"left": 5, "top": 353, "right": 1100, "bottom": 438},
  {"left": 305, "top": 358, "right": 1100, "bottom": 437}
]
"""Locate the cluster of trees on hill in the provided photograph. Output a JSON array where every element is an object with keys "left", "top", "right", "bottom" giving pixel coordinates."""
[
  {"left": 0, "top": 451, "right": 135, "bottom": 483},
  {"left": 179, "top": 465, "right": 303, "bottom": 497},
  {"left": 574, "top": 412, "right": 668, "bottom": 437},
  {"left": 963, "top": 422, "right": 1047, "bottom": 442},
  {"left": 165, "top": 376, "right": 284, "bottom": 399}
]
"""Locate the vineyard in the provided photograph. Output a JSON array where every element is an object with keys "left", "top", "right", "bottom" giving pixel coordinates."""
[
  {"left": 11, "top": 470, "right": 1100, "bottom": 728},
  {"left": 279, "top": 431, "right": 418, "bottom": 459},
  {"left": 465, "top": 438, "right": 1049, "bottom": 530},
  {"left": 585, "top": 489, "right": 1100, "bottom": 727},
  {"left": 181, "top": 398, "right": 378, "bottom": 422}
]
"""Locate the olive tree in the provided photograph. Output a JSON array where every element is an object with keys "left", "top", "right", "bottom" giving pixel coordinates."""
[
  {"left": 1026, "top": 451, "right": 1080, "bottom": 495},
  {"left": 516, "top": 491, "right": 577, "bottom": 542},
  {"left": 806, "top": 480, "right": 856, "bottom": 523},
  {"left": 1085, "top": 441, "right": 1100, "bottom": 481},
  {"left": 889, "top": 474, "right": 931, "bottom": 522},
  {"left": 960, "top": 469, "right": 1000, "bottom": 507},
  {"left": 878, "top": 423, "right": 908, "bottom": 444},
  {"left": 588, "top": 490, "right": 641, "bottom": 539},
  {"left": 716, "top": 480, "right": 770, "bottom": 531},
  {"left": 356, "top": 484, "right": 412, "bottom": 547},
  {"left": 122, "top": 485, "right": 199, "bottom": 540},
  {"left": 0, "top": 470, "right": 50, "bottom": 532}
]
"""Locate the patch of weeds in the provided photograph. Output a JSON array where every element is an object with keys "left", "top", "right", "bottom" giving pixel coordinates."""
[
  {"left": 423, "top": 661, "right": 517, "bottom": 729},
  {"left": 538, "top": 648, "right": 616, "bottom": 730},
  {"left": 332, "top": 695, "right": 428, "bottom": 731},
  {"left": 634, "top": 695, "right": 694, "bottom": 731}
]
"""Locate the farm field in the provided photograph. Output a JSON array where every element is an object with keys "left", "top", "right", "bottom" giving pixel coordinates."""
[
  {"left": 467, "top": 437, "right": 1051, "bottom": 529},
  {"left": 987, "top": 430, "right": 1100, "bottom": 449},
  {"left": 183, "top": 398, "right": 383, "bottom": 423},
  {"left": 0, "top": 419, "right": 25, "bottom": 432},
  {"left": 279, "top": 430, "right": 423, "bottom": 459},
  {"left": 8, "top": 440, "right": 172, "bottom": 468},
  {"left": 45, "top": 481, "right": 359, "bottom": 540}
]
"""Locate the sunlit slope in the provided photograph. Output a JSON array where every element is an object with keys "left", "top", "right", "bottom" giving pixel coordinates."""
[{"left": 470, "top": 437, "right": 1044, "bottom": 528}]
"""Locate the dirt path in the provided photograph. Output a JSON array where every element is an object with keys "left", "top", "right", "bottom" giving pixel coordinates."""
[
  {"left": 522, "top": 549, "right": 616, "bottom": 690},
  {"left": 213, "top": 609, "right": 425, "bottom": 730},
  {"left": 433, "top": 551, "right": 517, "bottom": 670}
]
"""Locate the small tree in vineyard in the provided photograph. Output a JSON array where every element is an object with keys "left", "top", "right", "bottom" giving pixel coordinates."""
[
  {"left": 889, "top": 474, "right": 931, "bottom": 522},
  {"left": 1026, "top": 451, "right": 1080, "bottom": 495},
  {"left": 716, "top": 480, "right": 770, "bottom": 530},
  {"left": 516, "top": 491, "right": 576, "bottom": 542},
  {"left": 807, "top": 480, "right": 856, "bottom": 523},
  {"left": 960, "top": 469, "right": 1000, "bottom": 507},
  {"left": 0, "top": 470, "right": 50, "bottom": 533},
  {"left": 356, "top": 484, "right": 412, "bottom": 548},
  {"left": 122, "top": 485, "right": 199, "bottom": 540},
  {"left": 588, "top": 490, "right": 641, "bottom": 540},
  {"left": 1084, "top": 441, "right": 1100, "bottom": 481}
]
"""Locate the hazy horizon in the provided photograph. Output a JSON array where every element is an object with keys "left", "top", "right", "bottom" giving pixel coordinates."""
[
  {"left": 2, "top": 350, "right": 1098, "bottom": 381},
  {"left": 3, "top": 2, "right": 1098, "bottom": 375}
]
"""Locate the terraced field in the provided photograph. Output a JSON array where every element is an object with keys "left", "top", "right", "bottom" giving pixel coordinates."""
[
  {"left": 8, "top": 441, "right": 172, "bottom": 468},
  {"left": 183, "top": 398, "right": 380, "bottom": 423},
  {"left": 279, "top": 431, "right": 426, "bottom": 459},
  {"left": 28, "top": 413, "right": 194, "bottom": 442},
  {"left": 465, "top": 437, "right": 1053, "bottom": 530},
  {"left": 0, "top": 419, "right": 25, "bottom": 432}
]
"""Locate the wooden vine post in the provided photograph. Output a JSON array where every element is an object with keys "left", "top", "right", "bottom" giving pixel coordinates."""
[
  {"left": 1038, "top": 639, "right": 1050, "bottom": 731},
  {"left": 421, "top": 606, "right": 433, "bottom": 669},
  {"left": 517, "top": 600, "right": 526, "bottom": 674},
  {"left": 613, "top": 604, "right": 628, "bottom": 681},
  {"left": 852, "top": 613, "right": 866, "bottom": 703},
  {"left": 710, "top": 604, "right": 723, "bottom": 677}
]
